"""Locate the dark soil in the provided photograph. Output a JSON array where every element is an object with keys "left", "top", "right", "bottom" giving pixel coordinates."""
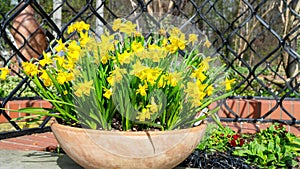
[{"left": 178, "top": 149, "right": 259, "bottom": 169}]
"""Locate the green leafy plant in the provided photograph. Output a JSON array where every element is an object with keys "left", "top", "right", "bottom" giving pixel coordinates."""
[
  {"left": 197, "top": 123, "right": 248, "bottom": 152},
  {"left": 233, "top": 123, "right": 300, "bottom": 169},
  {"left": 0, "top": 75, "right": 37, "bottom": 98}
]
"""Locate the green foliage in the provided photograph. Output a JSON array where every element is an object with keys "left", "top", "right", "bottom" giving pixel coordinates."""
[
  {"left": 198, "top": 123, "right": 300, "bottom": 168},
  {"left": 0, "top": 75, "right": 37, "bottom": 98},
  {"left": 233, "top": 123, "right": 300, "bottom": 169},
  {"left": 0, "top": 0, "right": 13, "bottom": 20},
  {"left": 197, "top": 124, "right": 248, "bottom": 152}
]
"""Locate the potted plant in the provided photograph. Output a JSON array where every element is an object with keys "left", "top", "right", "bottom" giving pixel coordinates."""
[{"left": 15, "top": 19, "right": 234, "bottom": 169}]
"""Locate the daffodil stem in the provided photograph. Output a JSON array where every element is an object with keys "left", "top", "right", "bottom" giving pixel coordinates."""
[{"left": 135, "top": 121, "right": 164, "bottom": 131}]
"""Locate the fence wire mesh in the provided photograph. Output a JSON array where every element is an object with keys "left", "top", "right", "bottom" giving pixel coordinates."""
[{"left": 0, "top": 0, "right": 300, "bottom": 137}]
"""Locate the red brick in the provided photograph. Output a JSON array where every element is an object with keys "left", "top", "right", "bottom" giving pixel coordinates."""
[
  {"left": 268, "top": 100, "right": 281, "bottom": 119},
  {"left": 220, "top": 122, "right": 300, "bottom": 136},
  {"left": 219, "top": 99, "right": 291, "bottom": 120},
  {"left": 221, "top": 122, "right": 242, "bottom": 133},
  {"left": 1, "top": 100, "right": 53, "bottom": 122},
  {"left": 0, "top": 141, "right": 44, "bottom": 151},
  {"left": 40, "top": 100, "right": 52, "bottom": 109},
  {"left": 3, "top": 137, "right": 44, "bottom": 147},
  {"left": 219, "top": 99, "right": 236, "bottom": 118},
  {"left": 0, "top": 100, "right": 37, "bottom": 122},
  {"left": 19, "top": 137, "right": 57, "bottom": 148},
  {"left": 294, "top": 101, "right": 300, "bottom": 119},
  {"left": 237, "top": 100, "right": 247, "bottom": 118},
  {"left": 21, "top": 135, "right": 58, "bottom": 145},
  {"left": 0, "top": 114, "right": 8, "bottom": 123},
  {"left": 240, "top": 122, "right": 259, "bottom": 134},
  {"left": 279, "top": 100, "right": 300, "bottom": 120},
  {"left": 0, "top": 132, "right": 58, "bottom": 151},
  {"left": 35, "top": 132, "right": 56, "bottom": 139}
]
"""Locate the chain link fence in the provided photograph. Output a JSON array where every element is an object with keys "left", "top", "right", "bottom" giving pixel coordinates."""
[{"left": 0, "top": 0, "right": 300, "bottom": 137}]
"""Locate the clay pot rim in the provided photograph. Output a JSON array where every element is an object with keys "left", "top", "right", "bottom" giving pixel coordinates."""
[{"left": 51, "top": 122, "right": 207, "bottom": 136}]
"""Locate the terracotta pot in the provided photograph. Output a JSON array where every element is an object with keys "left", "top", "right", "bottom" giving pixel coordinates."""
[
  {"left": 11, "top": 3, "right": 48, "bottom": 61},
  {"left": 51, "top": 123, "right": 207, "bottom": 169}
]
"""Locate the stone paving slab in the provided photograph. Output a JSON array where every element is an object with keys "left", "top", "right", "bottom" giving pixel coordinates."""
[
  {"left": 0, "top": 150, "right": 193, "bottom": 169},
  {"left": 0, "top": 150, "right": 83, "bottom": 169}
]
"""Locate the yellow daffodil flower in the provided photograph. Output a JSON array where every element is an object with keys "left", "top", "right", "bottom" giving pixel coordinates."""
[
  {"left": 101, "top": 53, "right": 110, "bottom": 64},
  {"left": 206, "top": 85, "right": 214, "bottom": 96},
  {"left": 67, "top": 50, "right": 80, "bottom": 62},
  {"left": 170, "top": 27, "right": 182, "bottom": 37},
  {"left": 67, "top": 40, "right": 81, "bottom": 52},
  {"left": 67, "top": 23, "right": 76, "bottom": 34},
  {"left": 136, "top": 83, "right": 148, "bottom": 96},
  {"left": 112, "top": 18, "right": 122, "bottom": 31},
  {"left": 55, "top": 39, "right": 66, "bottom": 52},
  {"left": 22, "top": 62, "right": 39, "bottom": 77},
  {"left": 146, "top": 97, "right": 159, "bottom": 113},
  {"left": 79, "top": 31, "right": 90, "bottom": 47},
  {"left": 188, "top": 34, "right": 198, "bottom": 45},
  {"left": 130, "top": 61, "right": 146, "bottom": 76},
  {"left": 66, "top": 72, "right": 75, "bottom": 81},
  {"left": 40, "top": 51, "right": 53, "bottom": 66},
  {"left": 40, "top": 70, "right": 52, "bottom": 87},
  {"left": 117, "top": 51, "right": 132, "bottom": 65},
  {"left": 56, "top": 71, "right": 68, "bottom": 84},
  {"left": 103, "top": 87, "right": 112, "bottom": 99},
  {"left": 167, "top": 71, "right": 182, "bottom": 87},
  {"left": 191, "top": 68, "right": 207, "bottom": 82},
  {"left": 77, "top": 21, "right": 90, "bottom": 32},
  {"left": 204, "top": 38, "right": 211, "bottom": 48},
  {"left": 62, "top": 59, "right": 75, "bottom": 70},
  {"left": 196, "top": 80, "right": 208, "bottom": 92},
  {"left": 111, "top": 67, "right": 126, "bottom": 83},
  {"left": 185, "top": 82, "right": 207, "bottom": 108},
  {"left": 74, "top": 80, "right": 94, "bottom": 97},
  {"left": 131, "top": 41, "right": 143, "bottom": 52},
  {"left": 136, "top": 108, "right": 151, "bottom": 121},
  {"left": 157, "top": 75, "right": 167, "bottom": 88},
  {"left": 55, "top": 56, "right": 65, "bottom": 67},
  {"left": 225, "top": 78, "right": 235, "bottom": 91},
  {"left": 0, "top": 67, "right": 10, "bottom": 80},
  {"left": 119, "top": 21, "right": 137, "bottom": 35},
  {"left": 67, "top": 21, "right": 90, "bottom": 34},
  {"left": 166, "top": 36, "right": 186, "bottom": 53},
  {"left": 107, "top": 75, "right": 114, "bottom": 86},
  {"left": 144, "top": 68, "right": 162, "bottom": 85}
]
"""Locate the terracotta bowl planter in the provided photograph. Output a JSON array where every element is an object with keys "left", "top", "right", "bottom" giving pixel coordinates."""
[{"left": 51, "top": 123, "right": 207, "bottom": 169}]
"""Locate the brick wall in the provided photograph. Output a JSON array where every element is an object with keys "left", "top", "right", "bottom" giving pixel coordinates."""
[
  {"left": 215, "top": 98, "right": 300, "bottom": 135},
  {"left": 0, "top": 100, "right": 52, "bottom": 123}
]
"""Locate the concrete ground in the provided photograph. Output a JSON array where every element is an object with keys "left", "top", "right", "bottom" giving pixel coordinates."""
[
  {"left": 0, "top": 130, "right": 83, "bottom": 169},
  {"left": 0, "top": 150, "right": 192, "bottom": 169},
  {"left": 0, "top": 150, "right": 83, "bottom": 169}
]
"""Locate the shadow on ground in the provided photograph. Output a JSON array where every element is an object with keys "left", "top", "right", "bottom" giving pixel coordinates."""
[{"left": 0, "top": 150, "right": 82, "bottom": 169}]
